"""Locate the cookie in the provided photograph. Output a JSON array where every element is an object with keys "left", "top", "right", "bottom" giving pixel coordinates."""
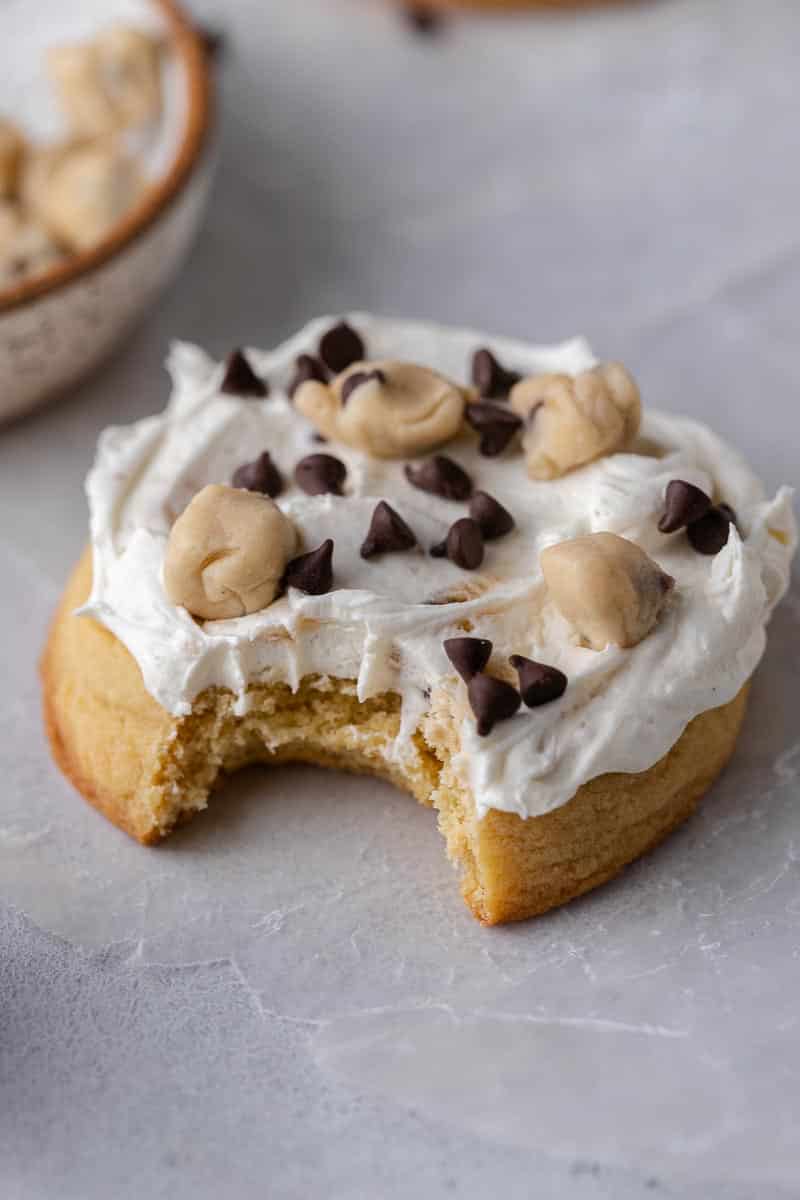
[{"left": 41, "top": 317, "right": 796, "bottom": 923}]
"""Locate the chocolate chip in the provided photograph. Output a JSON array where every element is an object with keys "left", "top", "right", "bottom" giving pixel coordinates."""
[
  {"left": 687, "top": 505, "right": 735, "bottom": 555},
  {"left": 465, "top": 402, "right": 522, "bottom": 456},
  {"left": 405, "top": 4, "right": 443, "bottom": 33},
  {"left": 220, "top": 349, "right": 267, "bottom": 397},
  {"left": 196, "top": 23, "right": 226, "bottom": 59},
  {"left": 294, "top": 453, "right": 347, "bottom": 496},
  {"left": 405, "top": 455, "right": 473, "bottom": 501},
  {"left": 431, "top": 518, "right": 484, "bottom": 570},
  {"left": 471, "top": 348, "right": 521, "bottom": 399},
  {"left": 231, "top": 451, "right": 283, "bottom": 498},
  {"left": 283, "top": 539, "right": 334, "bottom": 595},
  {"left": 289, "top": 353, "right": 327, "bottom": 398},
  {"left": 467, "top": 674, "right": 521, "bottom": 737},
  {"left": 443, "top": 637, "right": 492, "bottom": 682},
  {"left": 318, "top": 321, "right": 364, "bottom": 374},
  {"left": 509, "top": 655, "right": 567, "bottom": 707},
  {"left": 469, "top": 490, "right": 514, "bottom": 540},
  {"left": 341, "top": 368, "right": 386, "bottom": 405},
  {"left": 658, "top": 480, "right": 712, "bottom": 534},
  {"left": 360, "top": 501, "right": 417, "bottom": 559}
]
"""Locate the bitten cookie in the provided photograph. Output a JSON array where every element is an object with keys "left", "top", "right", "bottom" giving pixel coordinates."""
[{"left": 41, "top": 316, "right": 796, "bottom": 924}]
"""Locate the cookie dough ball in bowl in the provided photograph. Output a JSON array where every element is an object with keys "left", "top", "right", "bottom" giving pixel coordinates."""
[{"left": 0, "top": 0, "right": 213, "bottom": 424}]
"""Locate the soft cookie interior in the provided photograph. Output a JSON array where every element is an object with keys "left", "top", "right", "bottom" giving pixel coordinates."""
[{"left": 42, "top": 548, "right": 749, "bottom": 925}]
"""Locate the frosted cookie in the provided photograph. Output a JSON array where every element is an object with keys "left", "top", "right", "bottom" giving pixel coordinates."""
[{"left": 41, "top": 316, "right": 796, "bottom": 924}]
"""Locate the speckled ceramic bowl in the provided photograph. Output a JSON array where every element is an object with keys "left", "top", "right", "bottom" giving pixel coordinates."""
[{"left": 0, "top": 0, "right": 212, "bottom": 423}]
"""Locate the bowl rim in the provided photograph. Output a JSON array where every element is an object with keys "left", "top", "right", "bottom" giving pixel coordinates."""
[{"left": 0, "top": 0, "right": 213, "bottom": 316}]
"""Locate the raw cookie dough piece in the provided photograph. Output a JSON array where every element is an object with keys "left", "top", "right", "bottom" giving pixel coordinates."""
[
  {"left": 164, "top": 484, "right": 299, "bottom": 621},
  {"left": 294, "top": 361, "right": 468, "bottom": 458},
  {"left": 510, "top": 362, "right": 641, "bottom": 480},
  {"left": 0, "top": 201, "right": 64, "bottom": 285},
  {"left": 94, "top": 27, "right": 162, "bottom": 128},
  {"left": 541, "top": 531, "right": 674, "bottom": 649},
  {"left": 48, "top": 27, "right": 162, "bottom": 138},
  {"left": 23, "top": 141, "right": 144, "bottom": 252},
  {"left": 47, "top": 44, "right": 120, "bottom": 139},
  {"left": 0, "top": 119, "right": 26, "bottom": 198}
]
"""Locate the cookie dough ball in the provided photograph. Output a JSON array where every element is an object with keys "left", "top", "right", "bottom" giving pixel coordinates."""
[
  {"left": 541, "top": 531, "right": 674, "bottom": 650},
  {"left": 0, "top": 120, "right": 26, "bottom": 199},
  {"left": 95, "top": 26, "right": 162, "bottom": 127},
  {"left": 0, "top": 201, "right": 64, "bottom": 285},
  {"left": 47, "top": 44, "right": 119, "bottom": 139},
  {"left": 48, "top": 27, "right": 162, "bottom": 138},
  {"left": 294, "top": 361, "right": 467, "bottom": 459},
  {"left": 164, "top": 484, "right": 298, "bottom": 621},
  {"left": 510, "top": 362, "right": 641, "bottom": 480},
  {"left": 23, "top": 142, "right": 144, "bottom": 252}
]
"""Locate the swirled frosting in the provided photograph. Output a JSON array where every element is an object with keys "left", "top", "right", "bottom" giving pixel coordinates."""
[{"left": 80, "top": 315, "right": 797, "bottom": 818}]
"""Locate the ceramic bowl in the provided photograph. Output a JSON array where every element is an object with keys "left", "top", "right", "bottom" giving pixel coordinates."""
[{"left": 0, "top": 0, "right": 213, "bottom": 423}]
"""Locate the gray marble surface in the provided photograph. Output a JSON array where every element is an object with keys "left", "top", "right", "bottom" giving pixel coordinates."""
[{"left": 1, "top": 1, "right": 799, "bottom": 1197}]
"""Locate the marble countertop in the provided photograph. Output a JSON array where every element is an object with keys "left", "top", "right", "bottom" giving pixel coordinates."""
[{"left": 1, "top": 1, "right": 798, "bottom": 1197}]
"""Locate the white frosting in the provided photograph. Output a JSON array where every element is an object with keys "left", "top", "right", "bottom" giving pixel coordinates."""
[{"left": 80, "top": 314, "right": 797, "bottom": 819}]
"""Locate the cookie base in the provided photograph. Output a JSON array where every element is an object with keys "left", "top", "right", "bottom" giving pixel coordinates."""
[{"left": 42, "top": 549, "right": 749, "bottom": 925}]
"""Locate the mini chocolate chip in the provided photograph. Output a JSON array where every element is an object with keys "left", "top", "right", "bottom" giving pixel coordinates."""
[
  {"left": 443, "top": 637, "right": 492, "bottom": 682},
  {"left": 465, "top": 402, "right": 522, "bottom": 456},
  {"left": 311, "top": 432, "right": 328, "bottom": 444},
  {"left": 196, "top": 23, "right": 226, "bottom": 59},
  {"left": 283, "top": 539, "right": 334, "bottom": 595},
  {"left": 360, "top": 501, "right": 417, "bottom": 559},
  {"left": 220, "top": 349, "right": 267, "bottom": 397},
  {"left": 294, "top": 453, "right": 347, "bottom": 496},
  {"left": 341, "top": 368, "right": 386, "bottom": 405},
  {"left": 231, "top": 451, "right": 283, "bottom": 498},
  {"left": 405, "top": 4, "right": 443, "bottom": 33},
  {"left": 318, "top": 321, "right": 364, "bottom": 373},
  {"left": 509, "top": 655, "right": 567, "bottom": 707},
  {"left": 289, "top": 353, "right": 327, "bottom": 398},
  {"left": 687, "top": 505, "right": 735, "bottom": 555},
  {"left": 471, "top": 347, "right": 521, "bottom": 399},
  {"left": 405, "top": 455, "right": 473, "bottom": 501},
  {"left": 658, "top": 480, "right": 712, "bottom": 534},
  {"left": 432, "top": 517, "right": 484, "bottom": 570},
  {"left": 467, "top": 674, "right": 521, "bottom": 737},
  {"left": 469, "top": 490, "right": 514, "bottom": 540}
]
